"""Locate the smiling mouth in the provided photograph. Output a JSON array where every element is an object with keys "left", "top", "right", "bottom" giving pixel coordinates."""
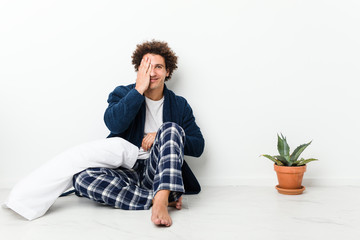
[{"left": 150, "top": 78, "right": 158, "bottom": 82}]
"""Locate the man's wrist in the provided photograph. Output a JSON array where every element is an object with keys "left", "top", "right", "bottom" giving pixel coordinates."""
[{"left": 135, "top": 85, "right": 145, "bottom": 95}]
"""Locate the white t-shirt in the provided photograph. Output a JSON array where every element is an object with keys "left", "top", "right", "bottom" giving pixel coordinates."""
[{"left": 137, "top": 96, "right": 164, "bottom": 159}]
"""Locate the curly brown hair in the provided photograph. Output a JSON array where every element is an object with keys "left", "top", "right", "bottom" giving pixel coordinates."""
[{"left": 131, "top": 40, "right": 178, "bottom": 81}]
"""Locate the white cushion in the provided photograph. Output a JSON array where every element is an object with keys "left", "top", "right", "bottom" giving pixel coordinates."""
[{"left": 3, "top": 137, "right": 139, "bottom": 220}]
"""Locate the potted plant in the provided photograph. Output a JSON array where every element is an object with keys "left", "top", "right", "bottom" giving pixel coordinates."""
[{"left": 261, "top": 134, "right": 318, "bottom": 195}]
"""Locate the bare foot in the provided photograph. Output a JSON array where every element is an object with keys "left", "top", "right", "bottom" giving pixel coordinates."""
[
  {"left": 168, "top": 196, "right": 183, "bottom": 210},
  {"left": 151, "top": 202, "right": 172, "bottom": 227},
  {"left": 151, "top": 191, "right": 183, "bottom": 227}
]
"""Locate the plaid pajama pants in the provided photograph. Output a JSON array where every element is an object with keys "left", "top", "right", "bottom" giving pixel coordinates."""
[{"left": 72, "top": 122, "right": 185, "bottom": 210}]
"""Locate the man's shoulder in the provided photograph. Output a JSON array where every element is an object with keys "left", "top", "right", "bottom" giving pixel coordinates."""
[{"left": 107, "top": 84, "right": 140, "bottom": 103}]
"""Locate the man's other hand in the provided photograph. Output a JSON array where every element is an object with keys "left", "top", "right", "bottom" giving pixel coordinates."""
[{"left": 142, "top": 132, "right": 157, "bottom": 151}]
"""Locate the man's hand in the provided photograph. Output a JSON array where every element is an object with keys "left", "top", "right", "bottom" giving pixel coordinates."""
[
  {"left": 142, "top": 132, "right": 157, "bottom": 151},
  {"left": 135, "top": 56, "right": 152, "bottom": 95}
]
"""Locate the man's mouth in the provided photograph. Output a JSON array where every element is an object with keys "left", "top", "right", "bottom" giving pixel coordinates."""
[{"left": 150, "top": 78, "right": 158, "bottom": 82}]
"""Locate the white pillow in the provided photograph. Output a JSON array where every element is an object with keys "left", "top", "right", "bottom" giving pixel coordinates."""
[{"left": 2, "top": 137, "right": 139, "bottom": 220}]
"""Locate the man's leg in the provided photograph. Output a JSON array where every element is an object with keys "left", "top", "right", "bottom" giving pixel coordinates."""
[
  {"left": 142, "top": 122, "right": 186, "bottom": 227},
  {"left": 73, "top": 160, "right": 153, "bottom": 210}
]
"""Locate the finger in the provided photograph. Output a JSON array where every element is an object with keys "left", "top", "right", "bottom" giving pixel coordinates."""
[
  {"left": 139, "top": 58, "right": 146, "bottom": 69},
  {"left": 146, "top": 138, "right": 151, "bottom": 148},
  {"left": 142, "top": 139, "right": 147, "bottom": 150},
  {"left": 144, "top": 56, "right": 149, "bottom": 64},
  {"left": 143, "top": 136, "right": 150, "bottom": 150},
  {"left": 142, "top": 142, "right": 146, "bottom": 151},
  {"left": 146, "top": 63, "right": 152, "bottom": 74},
  {"left": 139, "top": 57, "right": 148, "bottom": 69}
]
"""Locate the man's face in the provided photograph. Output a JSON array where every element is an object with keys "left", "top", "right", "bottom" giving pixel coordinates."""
[{"left": 143, "top": 53, "right": 169, "bottom": 91}]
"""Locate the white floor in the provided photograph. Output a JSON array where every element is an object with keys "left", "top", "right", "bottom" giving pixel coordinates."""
[{"left": 1, "top": 186, "right": 360, "bottom": 240}]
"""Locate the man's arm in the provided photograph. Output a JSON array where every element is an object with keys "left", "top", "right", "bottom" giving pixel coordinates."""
[
  {"left": 104, "top": 56, "right": 152, "bottom": 134},
  {"left": 182, "top": 101, "right": 205, "bottom": 157},
  {"left": 104, "top": 87, "right": 144, "bottom": 134}
]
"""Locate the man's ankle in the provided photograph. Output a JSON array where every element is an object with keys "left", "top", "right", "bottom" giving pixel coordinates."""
[{"left": 153, "top": 190, "right": 170, "bottom": 204}]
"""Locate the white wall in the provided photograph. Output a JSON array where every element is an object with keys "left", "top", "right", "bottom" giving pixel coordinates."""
[{"left": 1, "top": 0, "right": 359, "bottom": 188}]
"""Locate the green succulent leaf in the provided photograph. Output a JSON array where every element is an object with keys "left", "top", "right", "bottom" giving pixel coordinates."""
[
  {"left": 261, "top": 154, "right": 284, "bottom": 166},
  {"left": 290, "top": 141, "right": 312, "bottom": 162},
  {"left": 275, "top": 155, "right": 288, "bottom": 165},
  {"left": 275, "top": 155, "right": 286, "bottom": 162},
  {"left": 277, "top": 134, "right": 290, "bottom": 164},
  {"left": 297, "top": 158, "right": 318, "bottom": 166},
  {"left": 292, "top": 158, "right": 304, "bottom": 166}
]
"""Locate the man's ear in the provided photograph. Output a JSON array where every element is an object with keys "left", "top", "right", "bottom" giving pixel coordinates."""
[{"left": 166, "top": 69, "right": 170, "bottom": 77}]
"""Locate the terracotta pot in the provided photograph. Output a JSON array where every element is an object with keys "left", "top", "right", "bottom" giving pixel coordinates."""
[{"left": 274, "top": 164, "right": 306, "bottom": 194}]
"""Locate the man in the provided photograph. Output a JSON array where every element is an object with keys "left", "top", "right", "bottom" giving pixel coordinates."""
[{"left": 72, "top": 40, "right": 205, "bottom": 227}]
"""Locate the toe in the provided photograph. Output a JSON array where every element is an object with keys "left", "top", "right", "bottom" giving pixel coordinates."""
[
  {"left": 161, "top": 218, "right": 172, "bottom": 227},
  {"left": 153, "top": 218, "right": 161, "bottom": 225}
]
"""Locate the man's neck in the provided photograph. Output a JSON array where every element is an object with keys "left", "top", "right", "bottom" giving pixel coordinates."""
[{"left": 144, "top": 86, "right": 164, "bottom": 101}]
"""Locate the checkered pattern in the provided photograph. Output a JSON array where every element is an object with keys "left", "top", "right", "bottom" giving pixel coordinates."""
[{"left": 72, "top": 122, "right": 185, "bottom": 210}]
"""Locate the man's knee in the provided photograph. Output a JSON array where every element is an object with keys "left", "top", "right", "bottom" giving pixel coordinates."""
[{"left": 158, "top": 122, "right": 185, "bottom": 140}]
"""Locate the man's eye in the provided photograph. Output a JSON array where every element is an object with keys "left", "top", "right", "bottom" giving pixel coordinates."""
[{"left": 156, "top": 66, "right": 162, "bottom": 69}]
